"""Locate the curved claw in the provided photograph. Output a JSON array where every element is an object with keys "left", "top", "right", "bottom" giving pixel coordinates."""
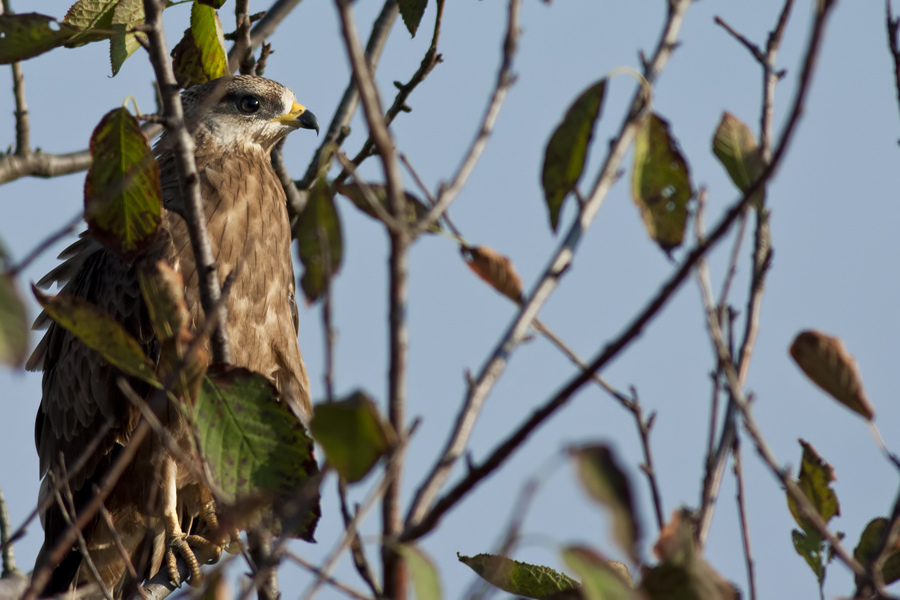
[{"left": 165, "top": 533, "right": 203, "bottom": 587}]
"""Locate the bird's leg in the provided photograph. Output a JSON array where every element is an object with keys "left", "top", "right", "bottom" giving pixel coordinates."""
[
  {"left": 186, "top": 488, "right": 232, "bottom": 562},
  {"left": 161, "top": 457, "right": 203, "bottom": 587}
]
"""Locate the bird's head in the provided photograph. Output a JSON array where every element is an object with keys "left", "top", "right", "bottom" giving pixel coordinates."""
[{"left": 181, "top": 75, "right": 319, "bottom": 153}]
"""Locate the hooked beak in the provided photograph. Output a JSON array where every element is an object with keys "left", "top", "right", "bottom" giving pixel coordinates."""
[{"left": 275, "top": 102, "right": 319, "bottom": 135}]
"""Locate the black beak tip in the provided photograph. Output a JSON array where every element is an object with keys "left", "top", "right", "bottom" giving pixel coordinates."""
[{"left": 298, "top": 110, "right": 319, "bottom": 136}]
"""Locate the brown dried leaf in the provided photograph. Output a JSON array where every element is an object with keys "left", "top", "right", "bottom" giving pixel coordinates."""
[
  {"left": 463, "top": 245, "right": 524, "bottom": 303},
  {"left": 790, "top": 330, "right": 874, "bottom": 420}
]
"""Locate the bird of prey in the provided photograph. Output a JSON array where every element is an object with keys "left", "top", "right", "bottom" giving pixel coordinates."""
[{"left": 27, "top": 75, "right": 319, "bottom": 597}]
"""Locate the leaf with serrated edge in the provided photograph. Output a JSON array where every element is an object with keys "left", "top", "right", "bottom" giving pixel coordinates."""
[
  {"left": 310, "top": 391, "right": 395, "bottom": 483},
  {"left": 63, "top": 0, "right": 117, "bottom": 47},
  {"left": 463, "top": 245, "right": 524, "bottom": 303},
  {"left": 33, "top": 286, "right": 158, "bottom": 386},
  {"left": 396, "top": 544, "right": 441, "bottom": 600},
  {"left": 0, "top": 274, "right": 28, "bottom": 367},
  {"left": 458, "top": 553, "right": 578, "bottom": 599},
  {"left": 787, "top": 439, "right": 840, "bottom": 529},
  {"left": 569, "top": 444, "right": 641, "bottom": 564},
  {"left": 109, "top": 0, "right": 145, "bottom": 76},
  {"left": 399, "top": 0, "right": 428, "bottom": 37},
  {"left": 0, "top": 13, "right": 82, "bottom": 63},
  {"left": 562, "top": 547, "right": 634, "bottom": 600},
  {"left": 195, "top": 366, "right": 320, "bottom": 540},
  {"left": 296, "top": 180, "right": 343, "bottom": 304},
  {"left": 631, "top": 113, "right": 693, "bottom": 254},
  {"left": 84, "top": 107, "right": 162, "bottom": 259},
  {"left": 790, "top": 330, "right": 874, "bottom": 420},
  {"left": 712, "top": 112, "right": 765, "bottom": 206},
  {"left": 541, "top": 80, "right": 606, "bottom": 232}
]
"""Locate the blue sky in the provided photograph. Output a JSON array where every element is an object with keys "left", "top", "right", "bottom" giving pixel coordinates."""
[{"left": 2, "top": 0, "right": 899, "bottom": 598}]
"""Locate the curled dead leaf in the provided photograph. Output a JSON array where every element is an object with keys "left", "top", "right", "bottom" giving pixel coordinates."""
[
  {"left": 790, "top": 330, "right": 874, "bottom": 420},
  {"left": 462, "top": 245, "right": 524, "bottom": 303}
]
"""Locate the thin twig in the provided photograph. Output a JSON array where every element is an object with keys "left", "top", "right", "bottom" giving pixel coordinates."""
[
  {"left": 285, "top": 551, "right": 374, "bottom": 600},
  {"left": 296, "top": 0, "right": 398, "bottom": 195},
  {"left": 10, "top": 63, "right": 29, "bottom": 156},
  {"left": 226, "top": 0, "right": 302, "bottom": 70},
  {"left": 97, "top": 502, "right": 141, "bottom": 585},
  {"left": 887, "top": 0, "right": 900, "bottom": 127},
  {"left": 337, "top": 480, "right": 382, "bottom": 598},
  {"left": 143, "top": 0, "right": 231, "bottom": 364},
  {"left": 714, "top": 16, "right": 765, "bottom": 63},
  {"left": 233, "top": 0, "right": 256, "bottom": 75},
  {"left": 0, "top": 489, "right": 18, "bottom": 578},
  {"left": 732, "top": 438, "right": 757, "bottom": 600},
  {"left": 6, "top": 212, "right": 82, "bottom": 278},
  {"left": 323, "top": 289, "right": 336, "bottom": 402},
  {"left": 698, "top": 0, "right": 796, "bottom": 546},
  {"left": 629, "top": 387, "right": 664, "bottom": 533},
  {"left": 405, "top": 0, "right": 691, "bottom": 533}
]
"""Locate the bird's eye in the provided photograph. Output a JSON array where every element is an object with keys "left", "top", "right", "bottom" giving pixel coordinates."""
[{"left": 238, "top": 96, "right": 261, "bottom": 114}]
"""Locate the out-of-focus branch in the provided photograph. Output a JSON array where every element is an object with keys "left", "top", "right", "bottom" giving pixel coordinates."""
[
  {"left": 732, "top": 439, "right": 757, "bottom": 600},
  {"left": 285, "top": 551, "right": 374, "bottom": 600},
  {"left": 698, "top": 0, "right": 795, "bottom": 546},
  {"left": 405, "top": 0, "right": 691, "bottom": 533},
  {"left": 296, "top": 0, "right": 398, "bottom": 195},
  {"left": 143, "top": 0, "right": 231, "bottom": 364},
  {"left": 886, "top": 1, "right": 900, "bottom": 126},
  {"left": 0, "top": 489, "right": 19, "bottom": 579},
  {"left": 0, "top": 123, "right": 162, "bottom": 186},
  {"left": 338, "top": 481, "right": 382, "bottom": 598}
]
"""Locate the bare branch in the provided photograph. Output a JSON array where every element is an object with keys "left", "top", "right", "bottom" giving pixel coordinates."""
[
  {"left": 142, "top": 0, "right": 231, "bottom": 364},
  {"left": 714, "top": 16, "right": 765, "bottom": 63},
  {"left": 405, "top": 0, "right": 692, "bottom": 532},
  {"left": 0, "top": 489, "right": 18, "bottom": 578},
  {"left": 285, "top": 551, "right": 375, "bottom": 600},
  {"left": 296, "top": 0, "right": 398, "bottom": 195},
  {"left": 233, "top": 0, "right": 256, "bottom": 75},
  {"left": 337, "top": 480, "right": 382, "bottom": 598},
  {"left": 732, "top": 439, "right": 757, "bottom": 600},
  {"left": 629, "top": 387, "right": 664, "bottom": 533},
  {"left": 226, "top": 0, "right": 300, "bottom": 69}
]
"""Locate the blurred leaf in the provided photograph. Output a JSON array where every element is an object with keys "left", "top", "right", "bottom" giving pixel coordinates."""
[
  {"left": 790, "top": 330, "right": 874, "bottom": 420},
  {"left": 712, "top": 112, "right": 765, "bottom": 207},
  {"left": 397, "top": 544, "right": 441, "bottom": 600},
  {"left": 63, "top": 0, "right": 118, "bottom": 46},
  {"left": 84, "top": 107, "right": 162, "bottom": 260},
  {"left": 171, "top": 1, "right": 227, "bottom": 88},
  {"left": 561, "top": 547, "right": 634, "bottom": 600},
  {"left": 569, "top": 444, "right": 641, "bottom": 564},
  {"left": 296, "top": 180, "right": 343, "bottom": 304},
  {"left": 0, "top": 13, "right": 82, "bottom": 63},
  {"left": 642, "top": 510, "right": 738, "bottom": 600},
  {"left": 399, "top": 0, "right": 428, "bottom": 37},
  {"left": 109, "top": 0, "right": 145, "bottom": 76},
  {"left": 786, "top": 440, "right": 839, "bottom": 590},
  {"left": 310, "top": 391, "right": 395, "bottom": 483},
  {"left": 138, "top": 260, "right": 190, "bottom": 342},
  {"left": 335, "top": 183, "right": 439, "bottom": 231},
  {"left": 0, "top": 273, "right": 28, "bottom": 367},
  {"left": 541, "top": 80, "right": 606, "bottom": 232},
  {"left": 33, "top": 286, "right": 158, "bottom": 386},
  {"left": 854, "top": 518, "right": 900, "bottom": 586},
  {"left": 631, "top": 113, "right": 693, "bottom": 255},
  {"left": 196, "top": 365, "right": 321, "bottom": 540},
  {"left": 462, "top": 245, "right": 524, "bottom": 303},
  {"left": 198, "top": 0, "right": 227, "bottom": 7},
  {"left": 457, "top": 553, "right": 579, "bottom": 599}
]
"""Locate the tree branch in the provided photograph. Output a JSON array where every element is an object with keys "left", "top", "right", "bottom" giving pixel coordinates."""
[
  {"left": 233, "top": 0, "right": 256, "bottom": 75},
  {"left": 226, "top": 0, "right": 303, "bottom": 71},
  {"left": 143, "top": 0, "right": 231, "bottom": 364},
  {"left": 732, "top": 438, "right": 757, "bottom": 600},
  {"left": 405, "top": 0, "right": 691, "bottom": 532}
]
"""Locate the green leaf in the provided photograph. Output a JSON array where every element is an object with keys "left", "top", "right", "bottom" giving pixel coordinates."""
[
  {"left": 0, "top": 273, "right": 28, "bottom": 367},
  {"left": 397, "top": 544, "right": 441, "bottom": 600},
  {"left": 109, "top": 0, "right": 145, "bottom": 76},
  {"left": 792, "top": 529, "right": 826, "bottom": 587},
  {"left": 712, "top": 112, "right": 765, "bottom": 206},
  {"left": 310, "top": 391, "right": 395, "bottom": 483},
  {"left": 569, "top": 444, "right": 641, "bottom": 564},
  {"left": 561, "top": 547, "right": 634, "bottom": 600},
  {"left": 33, "top": 285, "right": 159, "bottom": 386},
  {"left": 631, "top": 113, "right": 693, "bottom": 255},
  {"left": 399, "top": 0, "right": 428, "bottom": 37},
  {"left": 335, "top": 183, "right": 439, "bottom": 232},
  {"left": 195, "top": 365, "right": 321, "bottom": 540},
  {"left": 0, "top": 13, "right": 82, "bottom": 63},
  {"left": 63, "top": 0, "right": 119, "bottom": 46},
  {"left": 853, "top": 518, "right": 900, "bottom": 586},
  {"left": 457, "top": 553, "right": 579, "bottom": 599},
  {"left": 787, "top": 439, "right": 840, "bottom": 530},
  {"left": 171, "top": 1, "right": 226, "bottom": 88},
  {"left": 84, "top": 107, "right": 162, "bottom": 260},
  {"left": 541, "top": 80, "right": 606, "bottom": 232},
  {"left": 296, "top": 180, "right": 343, "bottom": 304}
]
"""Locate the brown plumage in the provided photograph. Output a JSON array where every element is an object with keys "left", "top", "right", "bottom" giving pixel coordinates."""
[{"left": 28, "top": 75, "right": 319, "bottom": 597}]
